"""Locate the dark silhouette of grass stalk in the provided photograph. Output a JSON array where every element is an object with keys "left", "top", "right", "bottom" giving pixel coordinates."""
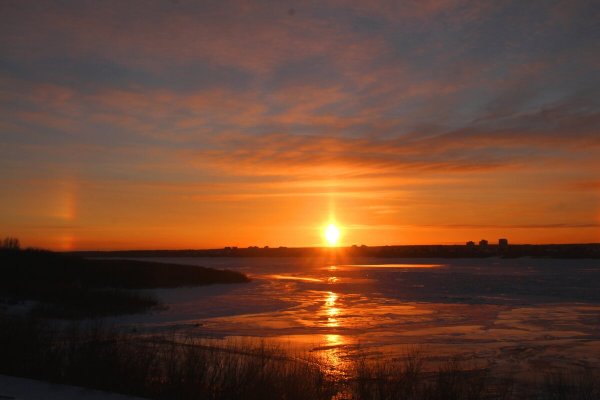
[{"left": 0, "top": 313, "right": 598, "bottom": 400}]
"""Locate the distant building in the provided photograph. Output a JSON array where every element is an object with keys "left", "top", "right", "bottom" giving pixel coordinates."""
[
  {"left": 498, "top": 239, "right": 508, "bottom": 253},
  {"left": 479, "top": 239, "right": 488, "bottom": 247}
]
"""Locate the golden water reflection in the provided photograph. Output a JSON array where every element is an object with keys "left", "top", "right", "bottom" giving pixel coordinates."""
[
  {"left": 320, "top": 268, "right": 348, "bottom": 374},
  {"left": 320, "top": 333, "right": 351, "bottom": 377},
  {"left": 266, "top": 274, "right": 323, "bottom": 283},
  {"left": 325, "top": 292, "right": 338, "bottom": 307},
  {"left": 339, "top": 264, "right": 441, "bottom": 269},
  {"left": 325, "top": 334, "right": 344, "bottom": 346},
  {"left": 320, "top": 290, "right": 351, "bottom": 375},
  {"left": 324, "top": 291, "right": 340, "bottom": 327}
]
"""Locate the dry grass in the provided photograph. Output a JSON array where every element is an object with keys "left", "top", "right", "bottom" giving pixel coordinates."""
[
  {"left": 0, "top": 313, "right": 333, "bottom": 399},
  {"left": 348, "top": 349, "right": 514, "bottom": 400},
  {"left": 0, "top": 313, "right": 598, "bottom": 399}
]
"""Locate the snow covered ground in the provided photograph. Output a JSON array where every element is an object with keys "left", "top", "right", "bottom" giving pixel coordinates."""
[{"left": 0, "top": 374, "right": 145, "bottom": 400}]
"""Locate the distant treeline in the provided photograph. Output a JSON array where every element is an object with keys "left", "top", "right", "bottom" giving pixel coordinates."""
[{"left": 70, "top": 243, "right": 600, "bottom": 259}]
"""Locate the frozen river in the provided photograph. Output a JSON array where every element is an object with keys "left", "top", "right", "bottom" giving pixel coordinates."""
[{"left": 112, "top": 256, "right": 600, "bottom": 375}]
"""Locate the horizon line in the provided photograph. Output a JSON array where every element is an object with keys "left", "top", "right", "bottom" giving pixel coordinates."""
[{"left": 61, "top": 242, "right": 600, "bottom": 253}]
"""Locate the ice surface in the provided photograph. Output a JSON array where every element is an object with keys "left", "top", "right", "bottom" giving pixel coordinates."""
[{"left": 110, "top": 257, "right": 600, "bottom": 375}]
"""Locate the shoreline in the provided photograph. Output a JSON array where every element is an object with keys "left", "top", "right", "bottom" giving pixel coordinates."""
[{"left": 68, "top": 243, "right": 600, "bottom": 259}]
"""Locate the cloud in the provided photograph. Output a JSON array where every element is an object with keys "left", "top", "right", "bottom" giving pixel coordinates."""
[
  {"left": 1, "top": 0, "right": 599, "bottom": 248},
  {"left": 569, "top": 181, "right": 600, "bottom": 191},
  {"left": 188, "top": 132, "right": 515, "bottom": 178},
  {"left": 187, "top": 90, "right": 599, "bottom": 179},
  {"left": 417, "top": 223, "right": 600, "bottom": 229},
  {"left": 0, "top": 0, "right": 386, "bottom": 77}
]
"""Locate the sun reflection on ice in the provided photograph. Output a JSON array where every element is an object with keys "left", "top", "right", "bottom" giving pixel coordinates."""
[
  {"left": 325, "top": 292, "right": 338, "bottom": 307},
  {"left": 319, "top": 333, "right": 351, "bottom": 379},
  {"left": 318, "top": 271, "right": 353, "bottom": 378},
  {"left": 327, "top": 266, "right": 339, "bottom": 283},
  {"left": 324, "top": 291, "right": 340, "bottom": 327},
  {"left": 325, "top": 334, "right": 344, "bottom": 347}
]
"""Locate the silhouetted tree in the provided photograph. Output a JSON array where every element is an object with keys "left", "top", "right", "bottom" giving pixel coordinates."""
[{"left": 1, "top": 236, "right": 20, "bottom": 250}]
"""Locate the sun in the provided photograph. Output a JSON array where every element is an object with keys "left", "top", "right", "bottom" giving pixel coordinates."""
[{"left": 324, "top": 224, "right": 341, "bottom": 246}]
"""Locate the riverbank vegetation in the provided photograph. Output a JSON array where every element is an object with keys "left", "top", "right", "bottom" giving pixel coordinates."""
[
  {"left": 0, "top": 247, "right": 249, "bottom": 318},
  {"left": 0, "top": 313, "right": 597, "bottom": 400}
]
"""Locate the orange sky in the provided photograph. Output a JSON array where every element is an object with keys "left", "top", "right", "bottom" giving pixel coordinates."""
[{"left": 1, "top": 1, "right": 599, "bottom": 250}]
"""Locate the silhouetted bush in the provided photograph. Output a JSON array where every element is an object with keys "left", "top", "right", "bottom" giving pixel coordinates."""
[
  {"left": 0, "top": 313, "right": 334, "bottom": 400},
  {"left": 1, "top": 236, "right": 20, "bottom": 249},
  {"left": 0, "top": 313, "right": 597, "bottom": 400},
  {"left": 0, "top": 248, "right": 249, "bottom": 318}
]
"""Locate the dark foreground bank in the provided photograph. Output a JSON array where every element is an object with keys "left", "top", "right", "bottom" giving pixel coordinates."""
[
  {"left": 0, "top": 313, "right": 598, "bottom": 400},
  {"left": 0, "top": 248, "right": 249, "bottom": 318}
]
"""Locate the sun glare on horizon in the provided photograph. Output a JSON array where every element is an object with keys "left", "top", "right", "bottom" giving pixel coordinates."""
[{"left": 324, "top": 224, "right": 341, "bottom": 246}]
